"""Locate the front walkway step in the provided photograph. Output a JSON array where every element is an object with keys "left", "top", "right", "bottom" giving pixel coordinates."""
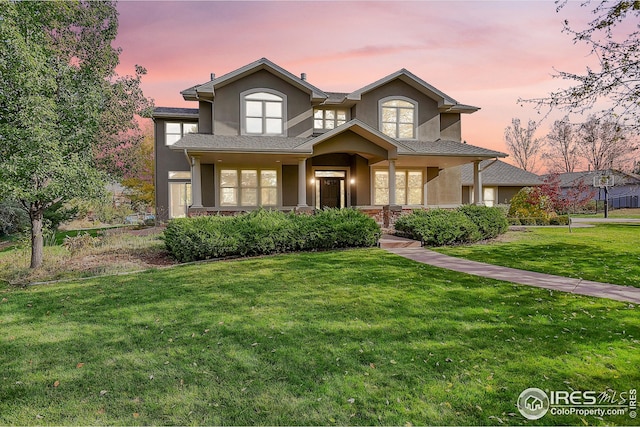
[
  {"left": 378, "top": 235, "right": 422, "bottom": 249},
  {"left": 385, "top": 247, "right": 640, "bottom": 304}
]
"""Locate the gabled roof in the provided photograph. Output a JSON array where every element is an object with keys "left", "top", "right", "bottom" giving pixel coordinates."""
[
  {"left": 346, "top": 69, "right": 479, "bottom": 113},
  {"left": 461, "top": 160, "right": 541, "bottom": 186},
  {"left": 181, "top": 58, "right": 328, "bottom": 102},
  {"left": 547, "top": 169, "right": 640, "bottom": 187},
  {"left": 297, "top": 119, "right": 411, "bottom": 156}
]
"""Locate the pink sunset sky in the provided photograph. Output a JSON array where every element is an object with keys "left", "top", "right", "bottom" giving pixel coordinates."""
[{"left": 114, "top": 0, "right": 598, "bottom": 167}]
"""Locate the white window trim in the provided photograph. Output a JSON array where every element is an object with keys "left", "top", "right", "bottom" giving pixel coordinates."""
[
  {"left": 378, "top": 96, "right": 418, "bottom": 140},
  {"left": 240, "top": 88, "right": 287, "bottom": 136},
  {"left": 165, "top": 122, "right": 198, "bottom": 146},
  {"left": 371, "top": 167, "right": 424, "bottom": 206},
  {"left": 313, "top": 108, "right": 348, "bottom": 131},
  {"left": 217, "top": 166, "right": 281, "bottom": 208}
]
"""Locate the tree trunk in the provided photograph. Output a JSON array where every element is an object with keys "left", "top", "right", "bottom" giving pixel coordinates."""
[{"left": 30, "top": 209, "right": 44, "bottom": 269}]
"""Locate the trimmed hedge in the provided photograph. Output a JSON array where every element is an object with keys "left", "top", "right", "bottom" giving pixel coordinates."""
[
  {"left": 458, "top": 204, "right": 508, "bottom": 239},
  {"left": 163, "top": 208, "right": 381, "bottom": 262},
  {"left": 394, "top": 206, "right": 508, "bottom": 246}
]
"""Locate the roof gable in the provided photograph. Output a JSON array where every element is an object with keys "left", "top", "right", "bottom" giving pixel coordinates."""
[
  {"left": 346, "top": 69, "right": 479, "bottom": 113},
  {"left": 182, "top": 58, "right": 327, "bottom": 102}
]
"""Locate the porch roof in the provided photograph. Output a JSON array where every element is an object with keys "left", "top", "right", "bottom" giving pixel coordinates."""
[{"left": 170, "top": 120, "right": 507, "bottom": 161}]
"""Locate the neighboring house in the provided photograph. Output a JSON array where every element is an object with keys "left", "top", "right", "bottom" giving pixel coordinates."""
[
  {"left": 551, "top": 169, "right": 640, "bottom": 209},
  {"left": 152, "top": 58, "right": 507, "bottom": 224},
  {"left": 461, "top": 160, "right": 542, "bottom": 206}
]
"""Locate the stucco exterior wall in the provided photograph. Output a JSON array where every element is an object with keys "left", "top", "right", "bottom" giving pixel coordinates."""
[
  {"left": 426, "top": 166, "right": 462, "bottom": 206},
  {"left": 440, "top": 113, "right": 462, "bottom": 142},
  {"left": 213, "top": 69, "right": 313, "bottom": 137},
  {"left": 355, "top": 80, "right": 440, "bottom": 141},
  {"left": 154, "top": 118, "right": 196, "bottom": 220}
]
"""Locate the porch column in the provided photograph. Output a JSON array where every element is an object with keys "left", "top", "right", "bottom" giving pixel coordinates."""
[
  {"left": 297, "top": 158, "right": 308, "bottom": 207},
  {"left": 473, "top": 160, "right": 484, "bottom": 206},
  {"left": 388, "top": 159, "right": 397, "bottom": 205},
  {"left": 191, "top": 155, "right": 203, "bottom": 208}
]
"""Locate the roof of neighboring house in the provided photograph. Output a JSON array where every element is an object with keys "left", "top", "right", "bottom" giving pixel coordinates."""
[
  {"left": 461, "top": 160, "right": 542, "bottom": 186},
  {"left": 548, "top": 170, "right": 640, "bottom": 187},
  {"left": 152, "top": 107, "right": 199, "bottom": 119},
  {"left": 170, "top": 120, "right": 508, "bottom": 159}
]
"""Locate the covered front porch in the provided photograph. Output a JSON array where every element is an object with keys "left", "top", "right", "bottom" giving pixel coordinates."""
[{"left": 170, "top": 121, "right": 504, "bottom": 224}]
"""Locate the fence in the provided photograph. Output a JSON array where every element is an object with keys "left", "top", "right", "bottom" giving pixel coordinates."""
[{"left": 594, "top": 195, "right": 639, "bottom": 212}]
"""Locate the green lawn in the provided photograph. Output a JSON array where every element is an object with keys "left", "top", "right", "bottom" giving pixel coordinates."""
[
  {"left": 436, "top": 224, "right": 640, "bottom": 287},
  {"left": 573, "top": 208, "right": 640, "bottom": 219},
  {"left": 1, "top": 249, "right": 637, "bottom": 425}
]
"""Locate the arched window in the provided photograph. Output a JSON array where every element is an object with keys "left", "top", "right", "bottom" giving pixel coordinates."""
[
  {"left": 242, "top": 90, "right": 285, "bottom": 135},
  {"left": 380, "top": 98, "right": 416, "bottom": 139}
]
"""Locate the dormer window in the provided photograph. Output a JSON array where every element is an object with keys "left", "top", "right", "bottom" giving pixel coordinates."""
[
  {"left": 242, "top": 90, "right": 285, "bottom": 136},
  {"left": 380, "top": 98, "right": 416, "bottom": 139}
]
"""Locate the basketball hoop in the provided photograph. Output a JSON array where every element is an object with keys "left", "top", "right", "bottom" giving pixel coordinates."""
[
  {"left": 593, "top": 173, "right": 614, "bottom": 218},
  {"left": 593, "top": 174, "right": 614, "bottom": 189}
]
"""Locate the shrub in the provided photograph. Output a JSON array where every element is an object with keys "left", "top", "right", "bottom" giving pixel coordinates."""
[
  {"left": 457, "top": 205, "right": 508, "bottom": 239},
  {"left": 508, "top": 187, "right": 552, "bottom": 219},
  {"left": 0, "top": 199, "right": 28, "bottom": 237},
  {"left": 63, "top": 233, "right": 97, "bottom": 256},
  {"left": 163, "top": 208, "right": 380, "bottom": 262},
  {"left": 395, "top": 209, "right": 481, "bottom": 246}
]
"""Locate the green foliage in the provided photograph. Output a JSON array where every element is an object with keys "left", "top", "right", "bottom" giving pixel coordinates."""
[
  {"left": 164, "top": 209, "right": 381, "bottom": 262},
  {"left": 457, "top": 205, "right": 508, "bottom": 239},
  {"left": 395, "top": 209, "right": 481, "bottom": 246},
  {"left": 0, "top": 0, "right": 152, "bottom": 268},
  {"left": 507, "top": 187, "right": 552, "bottom": 218},
  {"left": 0, "top": 199, "right": 29, "bottom": 237},
  {"left": 395, "top": 206, "right": 508, "bottom": 246},
  {"left": 43, "top": 202, "right": 79, "bottom": 231}
]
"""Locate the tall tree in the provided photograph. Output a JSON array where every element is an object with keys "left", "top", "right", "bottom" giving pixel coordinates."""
[
  {"left": 504, "top": 118, "right": 544, "bottom": 172},
  {"left": 0, "top": 1, "right": 152, "bottom": 268},
  {"left": 524, "top": 1, "right": 640, "bottom": 131},
  {"left": 543, "top": 117, "right": 579, "bottom": 173},
  {"left": 577, "top": 115, "right": 632, "bottom": 171}
]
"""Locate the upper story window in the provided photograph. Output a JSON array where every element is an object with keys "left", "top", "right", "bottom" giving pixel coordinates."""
[
  {"left": 314, "top": 109, "right": 347, "bottom": 130},
  {"left": 380, "top": 98, "right": 416, "bottom": 139},
  {"left": 243, "top": 91, "right": 285, "bottom": 135},
  {"left": 165, "top": 122, "right": 198, "bottom": 146}
]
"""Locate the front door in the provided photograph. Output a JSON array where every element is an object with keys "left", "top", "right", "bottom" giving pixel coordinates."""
[{"left": 320, "top": 177, "right": 341, "bottom": 208}]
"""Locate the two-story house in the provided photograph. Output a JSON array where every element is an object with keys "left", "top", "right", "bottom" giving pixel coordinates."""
[{"left": 153, "top": 58, "right": 506, "bottom": 224}]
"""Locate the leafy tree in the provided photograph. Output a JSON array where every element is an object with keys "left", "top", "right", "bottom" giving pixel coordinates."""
[
  {"left": 0, "top": 1, "right": 152, "bottom": 268},
  {"left": 524, "top": 1, "right": 640, "bottom": 131},
  {"left": 504, "top": 118, "right": 544, "bottom": 172},
  {"left": 121, "top": 124, "right": 155, "bottom": 211},
  {"left": 577, "top": 115, "right": 633, "bottom": 171},
  {"left": 543, "top": 117, "right": 579, "bottom": 173}
]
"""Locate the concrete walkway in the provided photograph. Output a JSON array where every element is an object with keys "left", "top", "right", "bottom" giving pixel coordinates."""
[{"left": 385, "top": 245, "right": 640, "bottom": 304}]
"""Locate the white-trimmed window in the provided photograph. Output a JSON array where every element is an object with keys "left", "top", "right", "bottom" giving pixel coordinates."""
[
  {"left": 314, "top": 109, "right": 347, "bottom": 130},
  {"left": 243, "top": 91, "right": 285, "bottom": 135},
  {"left": 374, "top": 170, "right": 423, "bottom": 205},
  {"left": 220, "top": 168, "right": 278, "bottom": 207},
  {"left": 380, "top": 98, "right": 416, "bottom": 139},
  {"left": 168, "top": 170, "right": 192, "bottom": 218},
  {"left": 165, "top": 122, "right": 198, "bottom": 146}
]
